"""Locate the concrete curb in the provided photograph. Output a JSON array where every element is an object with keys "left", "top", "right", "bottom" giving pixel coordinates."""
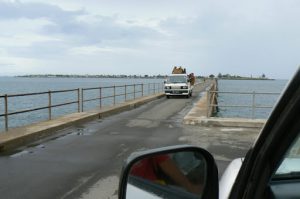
[
  {"left": 183, "top": 83, "right": 267, "bottom": 128},
  {"left": 183, "top": 117, "right": 266, "bottom": 128},
  {"left": 0, "top": 93, "right": 165, "bottom": 152}
]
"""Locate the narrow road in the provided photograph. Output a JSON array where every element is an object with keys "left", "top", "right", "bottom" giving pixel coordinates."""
[{"left": 0, "top": 82, "right": 260, "bottom": 199}]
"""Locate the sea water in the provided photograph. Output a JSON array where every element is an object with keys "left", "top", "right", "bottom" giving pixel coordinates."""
[
  {"left": 217, "top": 79, "right": 288, "bottom": 119},
  {"left": 0, "top": 77, "right": 163, "bottom": 131}
]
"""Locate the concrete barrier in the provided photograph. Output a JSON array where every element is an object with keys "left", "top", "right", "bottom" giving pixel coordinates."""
[
  {"left": 183, "top": 80, "right": 267, "bottom": 128},
  {"left": 184, "top": 117, "right": 266, "bottom": 128},
  {"left": 0, "top": 93, "right": 165, "bottom": 152}
]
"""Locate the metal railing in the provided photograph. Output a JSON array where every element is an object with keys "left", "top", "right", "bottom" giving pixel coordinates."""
[
  {"left": 0, "top": 83, "right": 163, "bottom": 131},
  {"left": 206, "top": 82, "right": 218, "bottom": 117},
  {"left": 0, "top": 89, "right": 80, "bottom": 131},
  {"left": 81, "top": 83, "right": 163, "bottom": 111},
  {"left": 207, "top": 91, "right": 281, "bottom": 119}
]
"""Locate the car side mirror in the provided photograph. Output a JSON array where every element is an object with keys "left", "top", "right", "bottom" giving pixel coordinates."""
[{"left": 118, "top": 145, "right": 219, "bottom": 199}]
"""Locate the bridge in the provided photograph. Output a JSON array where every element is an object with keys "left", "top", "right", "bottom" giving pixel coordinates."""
[{"left": 0, "top": 81, "right": 261, "bottom": 199}]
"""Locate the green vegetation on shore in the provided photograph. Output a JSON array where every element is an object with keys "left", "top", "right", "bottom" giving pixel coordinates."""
[
  {"left": 16, "top": 73, "right": 272, "bottom": 80},
  {"left": 209, "top": 73, "right": 274, "bottom": 80},
  {"left": 16, "top": 74, "right": 167, "bottom": 79}
]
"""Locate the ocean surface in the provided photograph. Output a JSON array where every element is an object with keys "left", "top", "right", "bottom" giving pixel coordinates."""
[
  {"left": 217, "top": 79, "right": 288, "bottom": 119},
  {"left": 0, "top": 77, "right": 164, "bottom": 131},
  {"left": 0, "top": 77, "right": 289, "bottom": 131}
]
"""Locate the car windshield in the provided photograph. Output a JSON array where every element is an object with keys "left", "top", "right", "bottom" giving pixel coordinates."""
[
  {"left": 272, "top": 133, "right": 300, "bottom": 180},
  {"left": 168, "top": 76, "right": 187, "bottom": 83}
]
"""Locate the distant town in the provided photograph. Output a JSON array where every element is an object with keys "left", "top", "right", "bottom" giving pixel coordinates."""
[
  {"left": 16, "top": 74, "right": 168, "bottom": 79},
  {"left": 16, "top": 73, "right": 273, "bottom": 80},
  {"left": 214, "top": 73, "right": 273, "bottom": 80}
]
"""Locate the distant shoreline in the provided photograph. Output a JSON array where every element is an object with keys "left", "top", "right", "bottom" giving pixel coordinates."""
[
  {"left": 15, "top": 74, "right": 166, "bottom": 79},
  {"left": 11, "top": 74, "right": 274, "bottom": 80}
]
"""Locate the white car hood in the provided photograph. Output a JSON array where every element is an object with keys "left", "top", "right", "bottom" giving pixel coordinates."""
[
  {"left": 127, "top": 184, "right": 160, "bottom": 199},
  {"left": 219, "top": 158, "right": 243, "bottom": 199},
  {"left": 165, "top": 83, "right": 188, "bottom": 87}
]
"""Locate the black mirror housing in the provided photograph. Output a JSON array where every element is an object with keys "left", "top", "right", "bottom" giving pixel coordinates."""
[{"left": 118, "top": 145, "right": 219, "bottom": 199}]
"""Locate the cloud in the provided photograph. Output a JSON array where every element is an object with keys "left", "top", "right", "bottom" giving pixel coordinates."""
[
  {"left": 0, "top": 1, "right": 164, "bottom": 62},
  {"left": 68, "top": 46, "right": 139, "bottom": 56},
  {"left": 0, "top": 0, "right": 299, "bottom": 78},
  {"left": 0, "top": 55, "right": 41, "bottom": 75},
  {"left": 41, "top": 14, "right": 163, "bottom": 47},
  {"left": 153, "top": 2, "right": 300, "bottom": 78},
  {"left": 0, "top": 1, "right": 84, "bottom": 20},
  {"left": 0, "top": 1, "right": 161, "bottom": 45}
]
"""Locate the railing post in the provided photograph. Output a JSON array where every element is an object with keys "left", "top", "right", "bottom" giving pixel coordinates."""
[
  {"left": 148, "top": 83, "right": 150, "bottom": 95},
  {"left": 100, "top": 87, "right": 102, "bottom": 108},
  {"left": 114, "top": 85, "right": 116, "bottom": 105},
  {"left": 252, "top": 91, "right": 256, "bottom": 119},
  {"left": 206, "top": 90, "right": 210, "bottom": 118},
  {"left": 125, "top": 85, "right": 127, "bottom": 101},
  {"left": 77, "top": 88, "right": 80, "bottom": 112},
  {"left": 81, "top": 89, "right": 84, "bottom": 112},
  {"left": 142, "top": 84, "right": 144, "bottom": 97},
  {"left": 4, "top": 94, "right": 8, "bottom": 131},
  {"left": 48, "top": 91, "right": 52, "bottom": 120},
  {"left": 154, "top": 83, "right": 156, "bottom": 94},
  {"left": 133, "top": 84, "right": 136, "bottom": 99}
]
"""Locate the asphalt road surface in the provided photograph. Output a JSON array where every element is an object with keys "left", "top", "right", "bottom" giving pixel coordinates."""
[{"left": 0, "top": 83, "right": 260, "bottom": 199}]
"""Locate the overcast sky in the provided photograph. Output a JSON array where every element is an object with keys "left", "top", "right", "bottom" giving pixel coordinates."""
[{"left": 0, "top": 0, "right": 299, "bottom": 78}]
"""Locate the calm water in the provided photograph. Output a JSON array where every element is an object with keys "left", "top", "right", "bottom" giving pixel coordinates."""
[
  {"left": 217, "top": 79, "right": 288, "bottom": 119},
  {"left": 0, "top": 77, "right": 289, "bottom": 131},
  {"left": 0, "top": 77, "right": 164, "bottom": 131}
]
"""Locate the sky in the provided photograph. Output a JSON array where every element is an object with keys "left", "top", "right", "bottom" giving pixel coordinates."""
[{"left": 0, "top": 0, "right": 299, "bottom": 79}]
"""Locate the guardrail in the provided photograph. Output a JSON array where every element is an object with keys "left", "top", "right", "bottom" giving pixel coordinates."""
[
  {"left": 206, "top": 81, "right": 218, "bottom": 117},
  {"left": 0, "top": 83, "right": 163, "bottom": 131},
  {"left": 207, "top": 91, "right": 281, "bottom": 119},
  {"left": 0, "top": 89, "right": 80, "bottom": 131},
  {"left": 81, "top": 83, "right": 163, "bottom": 111}
]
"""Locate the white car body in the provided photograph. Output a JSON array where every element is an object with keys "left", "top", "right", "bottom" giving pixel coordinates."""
[
  {"left": 219, "top": 158, "right": 243, "bottom": 199},
  {"left": 218, "top": 157, "right": 300, "bottom": 199},
  {"left": 127, "top": 184, "right": 160, "bottom": 199},
  {"left": 164, "top": 74, "right": 193, "bottom": 97}
]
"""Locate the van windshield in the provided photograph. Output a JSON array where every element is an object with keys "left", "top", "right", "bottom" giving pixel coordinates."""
[{"left": 168, "top": 76, "right": 187, "bottom": 83}]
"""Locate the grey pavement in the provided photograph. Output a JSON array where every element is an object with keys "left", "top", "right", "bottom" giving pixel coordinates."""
[{"left": 0, "top": 83, "right": 261, "bottom": 199}]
